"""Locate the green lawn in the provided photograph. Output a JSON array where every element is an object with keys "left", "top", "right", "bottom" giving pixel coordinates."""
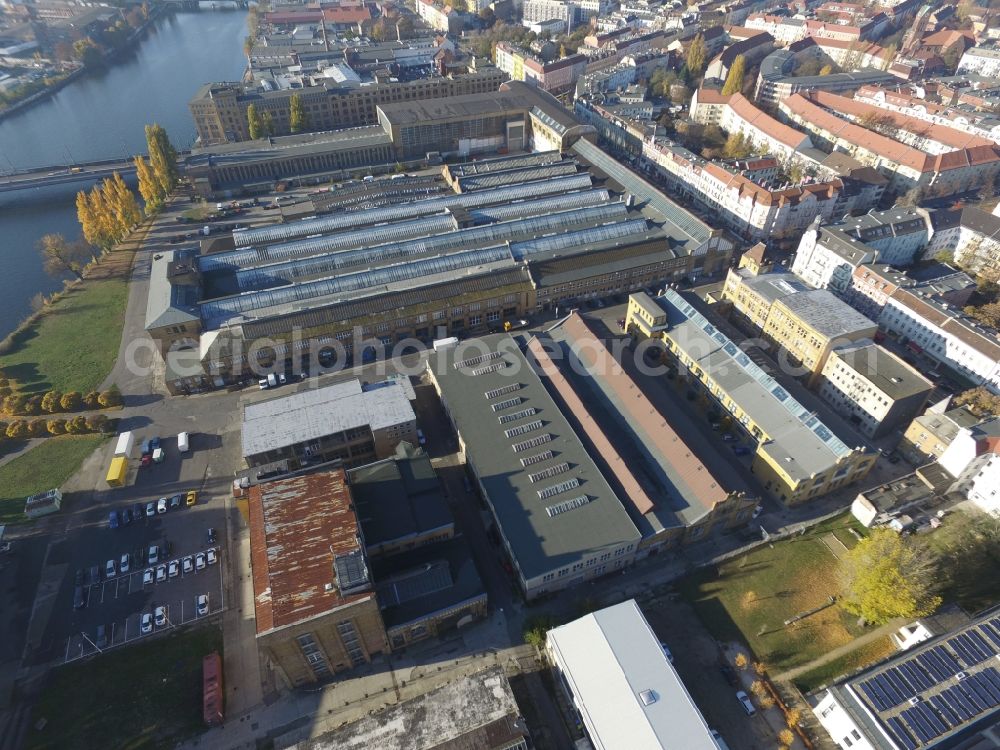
[
  {"left": 27, "top": 626, "right": 223, "bottom": 750},
  {"left": 678, "top": 513, "right": 872, "bottom": 674},
  {"left": 0, "top": 276, "right": 128, "bottom": 394},
  {"left": 0, "top": 435, "right": 106, "bottom": 523},
  {"left": 793, "top": 636, "right": 896, "bottom": 694}
]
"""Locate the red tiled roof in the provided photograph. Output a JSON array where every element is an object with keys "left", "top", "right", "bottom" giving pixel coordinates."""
[
  {"left": 249, "top": 469, "right": 370, "bottom": 634},
  {"left": 727, "top": 93, "right": 811, "bottom": 149}
]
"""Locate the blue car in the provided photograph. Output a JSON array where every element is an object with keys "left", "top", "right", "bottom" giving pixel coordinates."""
[
  {"left": 149, "top": 436, "right": 161, "bottom": 451},
  {"left": 109, "top": 510, "right": 119, "bottom": 529}
]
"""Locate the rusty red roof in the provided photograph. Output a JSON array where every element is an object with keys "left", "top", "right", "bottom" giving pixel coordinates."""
[{"left": 248, "top": 469, "right": 371, "bottom": 634}]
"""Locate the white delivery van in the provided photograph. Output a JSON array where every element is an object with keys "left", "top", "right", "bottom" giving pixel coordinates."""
[{"left": 177, "top": 431, "right": 190, "bottom": 453}]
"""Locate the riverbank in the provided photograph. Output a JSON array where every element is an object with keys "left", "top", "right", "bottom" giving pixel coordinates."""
[
  {"left": 0, "top": 3, "right": 171, "bottom": 126},
  {"left": 0, "top": 221, "right": 149, "bottom": 395}
]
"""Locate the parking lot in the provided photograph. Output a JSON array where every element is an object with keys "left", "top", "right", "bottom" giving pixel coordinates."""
[{"left": 57, "top": 488, "right": 227, "bottom": 663}]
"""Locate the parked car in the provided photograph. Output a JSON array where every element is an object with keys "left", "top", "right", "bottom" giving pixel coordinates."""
[
  {"left": 168, "top": 560, "right": 179, "bottom": 578},
  {"left": 732, "top": 445, "right": 751, "bottom": 456},
  {"left": 120, "top": 553, "right": 130, "bottom": 574},
  {"left": 142, "top": 568, "right": 154, "bottom": 586},
  {"left": 154, "top": 605, "right": 168, "bottom": 627},
  {"left": 752, "top": 504, "right": 764, "bottom": 519},
  {"left": 140, "top": 439, "right": 151, "bottom": 456},
  {"left": 120, "top": 507, "right": 132, "bottom": 526},
  {"left": 206, "top": 548, "right": 218, "bottom": 565},
  {"left": 182, "top": 556, "right": 194, "bottom": 574},
  {"left": 74, "top": 568, "right": 84, "bottom": 586},
  {"left": 207, "top": 528, "right": 217, "bottom": 545},
  {"left": 148, "top": 545, "right": 159, "bottom": 566},
  {"left": 132, "top": 502, "right": 144, "bottom": 521},
  {"left": 140, "top": 613, "right": 152, "bottom": 634},
  {"left": 186, "top": 490, "right": 197, "bottom": 507},
  {"left": 169, "top": 494, "right": 183, "bottom": 511},
  {"left": 108, "top": 510, "right": 119, "bottom": 530},
  {"left": 145, "top": 501, "right": 156, "bottom": 518},
  {"left": 105, "top": 558, "right": 116, "bottom": 578},
  {"left": 156, "top": 497, "right": 167, "bottom": 514},
  {"left": 73, "top": 586, "right": 86, "bottom": 610},
  {"left": 416, "top": 428, "right": 426, "bottom": 446},
  {"left": 155, "top": 564, "right": 167, "bottom": 583},
  {"left": 88, "top": 565, "right": 101, "bottom": 585},
  {"left": 736, "top": 690, "right": 756, "bottom": 716},
  {"left": 196, "top": 594, "right": 209, "bottom": 617},
  {"left": 719, "top": 664, "right": 739, "bottom": 687},
  {"left": 722, "top": 433, "right": 736, "bottom": 442},
  {"left": 149, "top": 436, "right": 161, "bottom": 451},
  {"left": 195, "top": 552, "right": 206, "bottom": 570},
  {"left": 95, "top": 624, "right": 108, "bottom": 649}
]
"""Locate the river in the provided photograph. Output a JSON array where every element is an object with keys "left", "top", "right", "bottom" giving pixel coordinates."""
[{"left": 0, "top": 7, "right": 248, "bottom": 338}]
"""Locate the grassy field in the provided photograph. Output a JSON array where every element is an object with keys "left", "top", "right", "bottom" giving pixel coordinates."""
[
  {"left": 793, "top": 636, "right": 896, "bottom": 694},
  {"left": 0, "top": 435, "right": 106, "bottom": 523},
  {"left": 679, "top": 513, "right": 871, "bottom": 674},
  {"left": 0, "top": 276, "right": 128, "bottom": 394},
  {"left": 27, "top": 626, "right": 223, "bottom": 750}
]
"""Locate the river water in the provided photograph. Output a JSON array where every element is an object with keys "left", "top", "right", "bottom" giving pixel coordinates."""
[{"left": 0, "top": 8, "right": 248, "bottom": 337}]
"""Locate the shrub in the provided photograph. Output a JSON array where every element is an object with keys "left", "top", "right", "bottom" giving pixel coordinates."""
[
  {"left": 779, "top": 729, "right": 795, "bottom": 746},
  {"left": 60, "top": 391, "right": 82, "bottom": 411},
  {"left": 47, "top": 418, "right": 67, "bottom": 435},
  {"left": 65, "top": 415, "right": 88, "bottom": 434},
  {"left": 97, "top": 387, "right": 122, "bottom": 408},
  {"left": 0, "top": 386, "right": 11, "bottom": 399},
  {"left": 41, "top": 390, "right": 62, "bottom": 413},
  {"left": 85, "top": 414, "right": 108, "bottom": 432},
  {"left": 2, "top": 395, "right": 26, "bottom": 415},
  {"left": 83, "top": 391, "right": 100, "bottom": 408},
  {"left": 6, "top": 420, "right": 28, "bottom": 439},
  {"left": 28, "top": 419, "right": 48, "bottom": 437},
  {"left": 23, "top": 395, "right": 42, "bottom": 415}
]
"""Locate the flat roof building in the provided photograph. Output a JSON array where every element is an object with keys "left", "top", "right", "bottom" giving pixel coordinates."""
[
  {"left": 812, "top": 605, "right": 1000, "bottom": 749},
  {"left": 241, "top": 377, "right": 417, "bottom": 469},
  {"left": 289, "top": 666, "right": 528, "bottom": 750},
  {"left": 248, "top": 468, "right": 388, "bottom": 686},
  {"left": 816, "top": 341, "right": 933, "bottom": 440},
  {"left": 427, "top": 334, "right": 642, "bottom": 600},
  {"left": 547, "top": 599, "right": 719, "bottom": 750},
  {"left": 626, "top": 290, "right": 876, "bottom": 504}
]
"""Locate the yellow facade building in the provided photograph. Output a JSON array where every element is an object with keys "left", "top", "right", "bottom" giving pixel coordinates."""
[{"left": 626, "top": 291, "right": 876, "bottom": 504}]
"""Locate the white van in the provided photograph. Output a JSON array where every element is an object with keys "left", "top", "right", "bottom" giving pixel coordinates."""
[{"left": 177, "top": 431, "right": 190, "bottom": 453}]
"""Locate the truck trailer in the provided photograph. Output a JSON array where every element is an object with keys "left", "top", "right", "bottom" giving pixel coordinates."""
[{"left": 106, "top": 457, "right": 128, "bottom": 487}]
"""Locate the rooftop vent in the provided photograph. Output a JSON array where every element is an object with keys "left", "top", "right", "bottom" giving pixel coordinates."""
[{"left": 639, "top": 689, "right": 658, "bottom": 706}]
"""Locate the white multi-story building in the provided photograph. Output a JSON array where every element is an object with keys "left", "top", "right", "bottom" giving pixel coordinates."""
[
  {"left": 547, "top": 600, "right": 720, "bottom": 750},
  {"left": 523, "top": 0, "right": 573, "bottom": 30},
  {"left": 963, "top": 453, "right": 1000, "bottom": 516},
  {"left": 854, "top": 85, "right": 1000, "bottom": 143},
  {"left": 954, "top": 206, "right": 1000, "bottom": 278},
  {"left": 718, "top": 93, "right": 813, "bottom": 164},
  {"left": 957, "top": 45, "right": 1000, "bottom": 78},
  {"left": 878, "top": 288, "right": 1000, "bottom": 392},
  {"left": 792, "top": 208, "right": 930, "bottom": 291},
  {"left": 642, "top": 138, "right": 871, "bottom": 241},
  {"left": 815, "top": 340, "right": 933, "bottom": 439}
]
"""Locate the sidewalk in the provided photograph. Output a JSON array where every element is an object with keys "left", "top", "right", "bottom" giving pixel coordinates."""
[{"left": 773, "top": 618, "right": 903, "bottom": 682}]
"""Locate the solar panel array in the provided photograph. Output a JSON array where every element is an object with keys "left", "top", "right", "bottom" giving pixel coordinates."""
[
  {"left": 229, "top": 202, "right": 631, "bottom": 293},
  {"left": 499, "top": 408, "right": 537, "bottom": 424},
  {"left": 504, "top": 419, "right": 544, "bottom": 438},
  {"left": 545, "top": 494, "right": 591, "bottom": 517},
  {"left": 484, "top": 383, "right": 521, "bottom": 400},
  {"left": 520, "top": 450, "right": 554, "bottom": 467},
  {"left": 232, "top": 172, "right": 594, "bottom": 246},
  {"left": 855, "top": 615, "right": 1000, "bottom": 748},
  {"left": 490, "top": 396, "right": 521, "bottom": 412},
  {"left": 537, "top": 477, "right": 580, "bottom": 500}
]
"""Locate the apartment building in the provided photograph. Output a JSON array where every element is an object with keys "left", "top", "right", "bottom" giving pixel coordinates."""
[
  {"left": 779, "top": 91, "right": 1000, "bottom": 195},
  {"left": 877, "top": 287, "right": 1000, "bottom": 391},
  {"left": 188, "top": 67, "right": 506, "bottom": 145},
  {"left": 414, "top": 0, "right": 463, "bottom": 32},
  {"left": 854, "top": 84, "right": 1000, "bottom": 143},
  {"left": 745, "top": 12, "right": 887, "bottom": 44},
  {"left": 954, "top": 206, "right": 1000, "bottom": 279},
  {"left": 626, "top": 290, "right": 876, "bottom": 504},
  {"left": 240, "top": 378, "right": 418, "bottom": 469},
  {"left": 717, "top": 93, "right": 813, "bottom": 164},
  {"left": 494, "top": 43, "right": 588, "bottom": 95},
  {"left": 846, "top": 263, "right": 975, "bottom": 322},
  {"left": 816, "top": 340, "right": 933, "bottom": 439},
  {"left": 792, "top": 208, "right": 930, "bottom": 291},
  {"left": 755, "top": 45, "right": 897, "bottom": 105},
  {"left": 900, "top": 402, "right": 982, "bottom": 465},
  {"left": 957, "top": 45, "right": 1000, "bottom": 78}
]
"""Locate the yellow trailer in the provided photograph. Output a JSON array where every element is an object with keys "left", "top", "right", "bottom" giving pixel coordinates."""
[{"left": 106, "top": 456, "right": 128, "bottom": 487}]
